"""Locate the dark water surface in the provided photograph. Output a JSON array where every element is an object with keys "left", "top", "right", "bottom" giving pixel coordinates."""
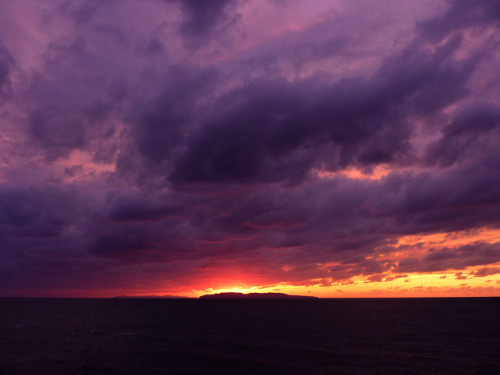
[{"left": 0, "top": 298, "right": 498, "bottom": 374}]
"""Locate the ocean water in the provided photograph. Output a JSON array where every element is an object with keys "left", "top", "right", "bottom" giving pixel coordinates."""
[{"left": 0, "top": 298, "right": 498, "bottom": 374}]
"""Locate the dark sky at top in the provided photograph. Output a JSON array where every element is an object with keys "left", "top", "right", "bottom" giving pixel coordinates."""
[{"left": 0, "top": 0, "right": 499, "bottom": 297}]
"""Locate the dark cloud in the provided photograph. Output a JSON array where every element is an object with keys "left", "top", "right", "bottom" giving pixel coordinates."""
[
  {"left": 105, "top": 190, "right": 184, "bottom": 223},
  {"left": 0, "top": 185, "right": 93, "bottom": 293},
  {"left": 170, "top": 78, "right": 321, "bottom": 183},
  {"left": 29, "top": 109, "right": 87, "bottom": 158},
  {"left": 240, "top": 23, "right": 351, "bottom": 73},
  {"left": 471, "top": 267, "right": 500, "bottom": 277},
  {"left": 396, "top": 242, "right": 500, "bottom": 273},
  {"left": 170, "top": 35, "right": 474, "bottom": 184},
  {"left": 177, "top": 25, "right": 486, "bottom": 185},
  {"left": 21, "top": 35, "right": 124, "bottom": 159},
  {"left": 418, "top": 0, "right": 500, "bottom": 42},
  {"left": 129, "top": 66, "right": 219, "bottom": 164},
  {"left": 384, "top": 274, "right": 408, "bottom": 282},
  {"left": 372, "top": 153, "right": 500, "bottom": 235},
  {"left": 0, "top": 186, "right": 79, "bottom": 238},
  {"left": 89, "top": 230, "right": 155, "bottom": 258},
  {"left": 426, "top": 103, "right": 500, "bottom": 167},
  {"left": 176, "top": 0, "right": 237, "bottom": 37},
  {"left": 366, "top": 274, "right": 385, "bottom": 282},
  {"left": 0, "top": 41, "right": 13, "bottom": 94},
  {"left": 59, "top": 0, "right": 104, "bottom": 25}
]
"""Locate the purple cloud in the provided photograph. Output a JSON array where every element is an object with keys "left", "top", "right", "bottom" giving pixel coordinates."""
[{"left": 0, "top": 0, "right": 499, "bottom": 296}]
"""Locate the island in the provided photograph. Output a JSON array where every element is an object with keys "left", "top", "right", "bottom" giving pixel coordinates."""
[{"left": 199, "top": 292, "right": 318, "bottom": 300}]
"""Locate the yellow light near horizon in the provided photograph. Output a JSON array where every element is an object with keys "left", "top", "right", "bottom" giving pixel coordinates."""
[
  {"left": 156, "top": 227, "right": 500, "bottom": 299},
  {"left": 184, "top": 261, "right": 500, "bottom": 299}
]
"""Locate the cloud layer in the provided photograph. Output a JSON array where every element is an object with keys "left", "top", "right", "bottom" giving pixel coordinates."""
[{"left": 1, "top": 0, "right": 499, "bottom": 297}]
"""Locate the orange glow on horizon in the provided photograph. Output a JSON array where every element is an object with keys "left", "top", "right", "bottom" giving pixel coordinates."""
[
  {"left": 18, "top": 268, "right": 498, "bottom": 300},
  {"left": 13, "top": 228, "right": 500, "bottom": 299},
  {"left": 178, "top": 264, "right": 500, "bottom": 299},
  {"left": 183, "top": 275, "right": 499, "bottom": 299}
]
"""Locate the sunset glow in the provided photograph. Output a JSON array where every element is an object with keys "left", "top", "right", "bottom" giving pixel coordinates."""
[{"left": 1, "top": 0, "right": 499, "bottom": 298}]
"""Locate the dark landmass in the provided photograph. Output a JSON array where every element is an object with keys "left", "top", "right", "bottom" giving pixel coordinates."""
[
  {"left": 199, "top": 292, "right": 318, "bottom": 300},
  {"left": 113, "top": 295, "right": 192, "bottom": 299}
]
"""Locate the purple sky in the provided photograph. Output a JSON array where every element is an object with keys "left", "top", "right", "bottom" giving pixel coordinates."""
[{"left": 1, "top": 0, "right": 500, "bottom": 297}]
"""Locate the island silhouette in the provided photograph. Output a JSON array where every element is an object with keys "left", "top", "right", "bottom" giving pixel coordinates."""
[{"left": 199, "top": 292, "right": 318, "bottom": 300}]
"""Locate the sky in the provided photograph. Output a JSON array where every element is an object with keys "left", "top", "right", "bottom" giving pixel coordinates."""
[{"left": 1, "top": 0, "right": 500, "bottom": 298}]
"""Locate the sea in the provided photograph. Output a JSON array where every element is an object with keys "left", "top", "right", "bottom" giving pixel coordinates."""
[{"left": 0, "top": 298, "right": 498, "bottom": 374}]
